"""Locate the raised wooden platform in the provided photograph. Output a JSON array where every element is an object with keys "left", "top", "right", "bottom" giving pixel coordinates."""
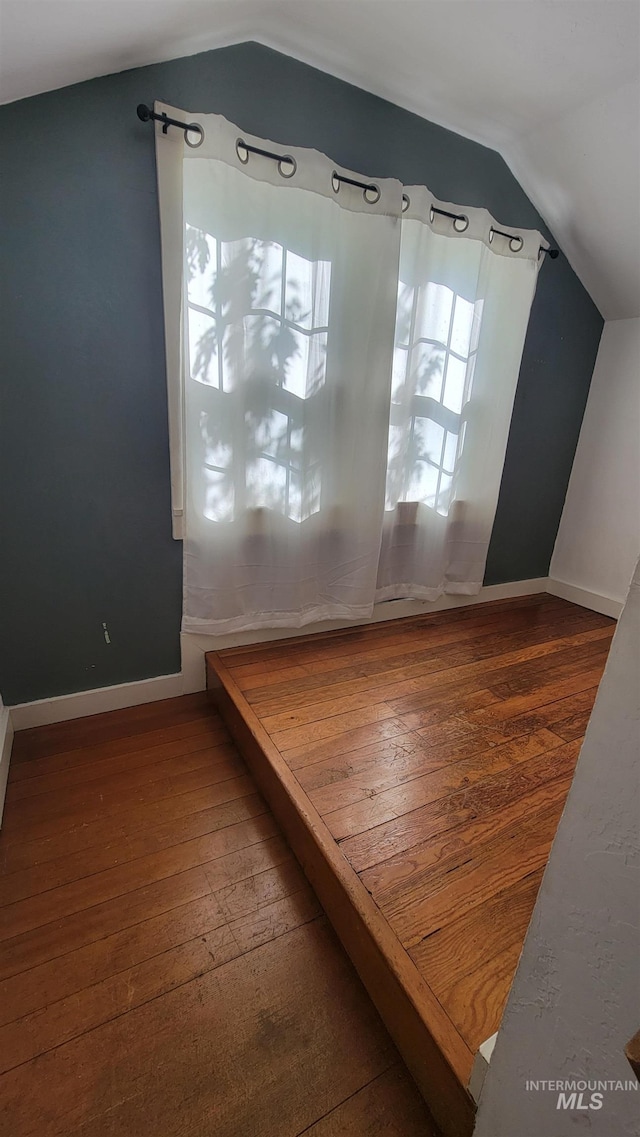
[{"left": 206, "top": 594, "right": 614, "bottom": 1137}]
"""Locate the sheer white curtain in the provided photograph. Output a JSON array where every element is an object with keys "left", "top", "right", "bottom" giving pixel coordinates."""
[
  {"left": 154, "top": 105, "right": 544, "bottom": 635},
  {"left": 377, "top": 187, "right": 542, "bottom": 601},
  {"left": 156, "top": 105, "right": 403, "bottom": 634}
]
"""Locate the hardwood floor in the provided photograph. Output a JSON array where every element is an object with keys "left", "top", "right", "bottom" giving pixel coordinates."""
[
  {"left": 0, "top": 695, "right": 439, "bottom": 1137},
  {"left": 208, "top": 594, "right": 614, "bottom": 1134}
]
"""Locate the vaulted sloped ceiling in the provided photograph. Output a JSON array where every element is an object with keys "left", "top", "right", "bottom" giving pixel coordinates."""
[{"left": 1, "top": 0, "right": 638, "bottom": 318}]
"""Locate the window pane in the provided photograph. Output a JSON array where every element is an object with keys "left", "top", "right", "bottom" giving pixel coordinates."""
[
  {"left": 203, "top": 465, "right": 234, "bottom": 523},
  {"left": 442, "top": 354, "right": 467, "bottom": 414},
  {"left": 414, "top": 282, "right": 453, "bottom": 346},
  {"left": 413, "top": 342, "right": 446, "bottom": 398},
  {"left": 186, "top": 228, "right": 217, "bottom": 310},
  {"left": 188, "top": 309, "right": 219, "bottom": 388},
  {"left": 285, "top": 252, "right": 331, "bottom": 329},
  {"left": 392, "top": 345, "right": 409, "bottom": 401},
  {"left": 247, "top": 456, "right": 287, "bottom": 512},
  {"left": 437, "top": 472, "right": 453, "bottom": 516},
  {"left": 415, "top": 416, "right": 445, "bottom": 465},
  {"left": 395, "top": 281, "right": 415, "bottom": 346},
  {"left": 284, "top": 329, "right": 328, "bottom": 398},
  {"left": 407, "top": 460, "right": 439, "bottom": 506},
  {"left": 443, "top": 430, "right": 458, "bottom": 473},
  {"left": 450, "top": 294, "right": 475, "bottom": 357}
]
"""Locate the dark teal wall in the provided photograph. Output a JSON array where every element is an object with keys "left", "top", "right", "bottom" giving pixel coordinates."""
[{"left": 0, "top": 43, "right": 603, "bottom": 705}]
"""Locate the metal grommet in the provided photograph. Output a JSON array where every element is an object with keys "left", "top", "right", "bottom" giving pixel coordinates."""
[
  {"left": 277, "top": 155, "right": 296, "bottom": 179},
  {"left": 402, "top": 193, "right": 410, "bottom": 213},
  {"left": 236, "top": 138, "right": 250, "bottom": 164},
  {"left": 331, "top": 171, "right": 341, "bottom": 194},
  {"left": 509, "top": 235, "right": 524, "bottom": 252},
  {"left": 184, "top": 123, "right": 204, "bottom": 149},
  {"left": 363, "top": 184, "right": 381, "bottom": 205},
  {"left": 429, "top": 205, "right": 435, "bottom": 224},
  {"left": 453, "top": 215, "right": 469, "bottom": 233},
  {"left": 489, "top": 228, "right": 495, "bottom": 244}
]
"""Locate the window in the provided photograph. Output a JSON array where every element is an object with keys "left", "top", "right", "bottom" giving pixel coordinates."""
[
  {"left": 386, "top": 280, "right": 483, "bottom": 517},
  {"left": 185, "top": 229, "right": 330, "bottom": 524}
]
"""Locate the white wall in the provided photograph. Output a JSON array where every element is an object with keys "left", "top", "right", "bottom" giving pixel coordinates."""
[
  {"left": 550, "top": 317, "right": 640, "bottom": 607},
  {"left": 474, "top": 556, "right": 640, "bottom": 1137},
  {"left": 508, "top": 81, "right": 640, "bottom": 320},
  {"left": 0, "top": 695, "right": 13, "bottom": 826}
]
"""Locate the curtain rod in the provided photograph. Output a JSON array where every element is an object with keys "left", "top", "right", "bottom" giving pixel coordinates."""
[{"left": 136, "top": 103, "right": 559, "bottom": 260}]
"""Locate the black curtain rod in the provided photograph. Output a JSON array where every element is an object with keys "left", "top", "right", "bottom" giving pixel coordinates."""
[
  {"left": 137, "top": 103, "right": 203, "bottom": 143},
  {"left": 137, "top": 104, "right": 559, "bottom": 260},
  {"left": 430, "top": 205, "right": 559, "bottom": 260}
]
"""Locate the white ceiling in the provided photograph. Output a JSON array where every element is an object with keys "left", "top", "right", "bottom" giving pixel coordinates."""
[{"left": 1, "top": 0, "right": 639, "bottom": 318}]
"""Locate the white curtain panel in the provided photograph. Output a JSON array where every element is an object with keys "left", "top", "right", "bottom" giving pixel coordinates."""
[
  {"left": 376, "top": 186, "right": 542, "bottom": 601},
  {"left": 156, "top": 104, "right": 403, "bottom": 634},
  {"left": 154, "top": 104, "right": 544, "bottom": 635}
]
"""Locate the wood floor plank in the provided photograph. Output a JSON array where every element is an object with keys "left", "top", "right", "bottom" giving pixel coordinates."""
[
  {"left": 11, "top": 693, "right": 214, "bottom": 762},
  {"left": 6, "top": 723, "right": 230, "bottom": 801},
  {"left": 222, "top": 594, "right": 570, "bottom": 672},
  {"left": 380, "top": 799, "right": 565, "bottom": 948},
  {"left": 255, "top": 624, "right": 610, "bottom": 730},
  {"left": 4, "top": 738, "right": 244, "bottom": 814},
  {"left": 0, "top": 866, "right": 214, "bottom": 981},
  {"left": 0, "top": 762, "right": 254, "bottom": 846},
  {"left": 341, "top": 746, "right": 578, "bottom": 876},
  {"left": 323, "top": 733, "right": 577, "bottom": 843},
  {"left": 0, "top": 855, "right": 309, "bottom": 1029},
  {"left": 384, "top": 635, "right": 609, "bottom": 719},
  {"left": 249, "top": 616, "right": 609, "bottom": 717},
  {"left": 0, "top": 887, "right": 322, "bottom": 1074},
  {"left": 238, "top": 603, "right": 568, "bottom": 699},
  {"left": 271, "top": 702, "right": 399, "bottom": 753},
  {"left": 0, "top": 821, "right": 283, "bottom": 942},
  {"left": 544, "top": 707, "right": 594, "bottom": 742},
  {"left": 0, "top": 777, "right": 264, "bottom": 876},
  {"left": 0, "top": 920, "right": 401, "bottom": 1137},
  {"left": 0, "top": 791, "right": 269, "bottom": 907},
  {"left": 0, "top": 890, "right": 226, "bottom": 1027},
  {"left": 446, "top": 686, "right": 599, "bottom": 744},
  {"left": 305, "top": 728, "right": 559, "bottom": 818},
  {"left": 466, "top": 668, "right": 607, "bottom": 724},
  {"left": 283, "top": 692, "right": 497, "bottom": 771},
  {"left": 298, "top": 1064, "right": 438, "bottom": 1136},
  {"left": 8, "top": 714, "right": 226, "bottom": 785},
  {"left": 223, "top": 598, "right": 576, "bottom": 691},
  {"left": 409, "top": 870, "right": 544, "bottom": 1004},
  {"left": 443, "top": 940, "right": 525, "bottom": 1053},
  {"left": 355, "top": 767, "right": 572, "bottom": 905}
]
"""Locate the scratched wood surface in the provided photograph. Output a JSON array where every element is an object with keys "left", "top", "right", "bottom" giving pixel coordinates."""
[
  {"left": 0, "top": 695, "right": 439, "bottom": 1137},
  {"left": 209, "top": 595, "right": 614, "bottom": 1056}
]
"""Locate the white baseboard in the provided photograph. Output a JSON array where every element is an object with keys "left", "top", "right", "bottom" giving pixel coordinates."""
[
  {"left": 0, "top": 703, "right": 14, "bottom": 827},
  {"left": 547, "top": 578, "right": 623, "bottom": 620},
  {"left": 9, "top": 672, "right": 185, "bottom": 731},
  {"left": 469, "top": 1032, "right": 498, "bottom": 1104},
  {"left": 7, "top": 576, "right": 575, "bottom": 732}
]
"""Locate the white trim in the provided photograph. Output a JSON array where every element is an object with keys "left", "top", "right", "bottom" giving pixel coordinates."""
[
  {"left": 9, "top": 673, "right": 184, "bottom": 731},
  {"left": 8, "top": 576, "right": 551, "bottom": 731},
  {"left": 547, "top": 577, "right": 623, "bottom": 619},
  {"left": 468, "top": 1032, "right": 499, "bottom": 1104},
  {"left": 0, "top": 701, "right": 14, "bottom": 827}
]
